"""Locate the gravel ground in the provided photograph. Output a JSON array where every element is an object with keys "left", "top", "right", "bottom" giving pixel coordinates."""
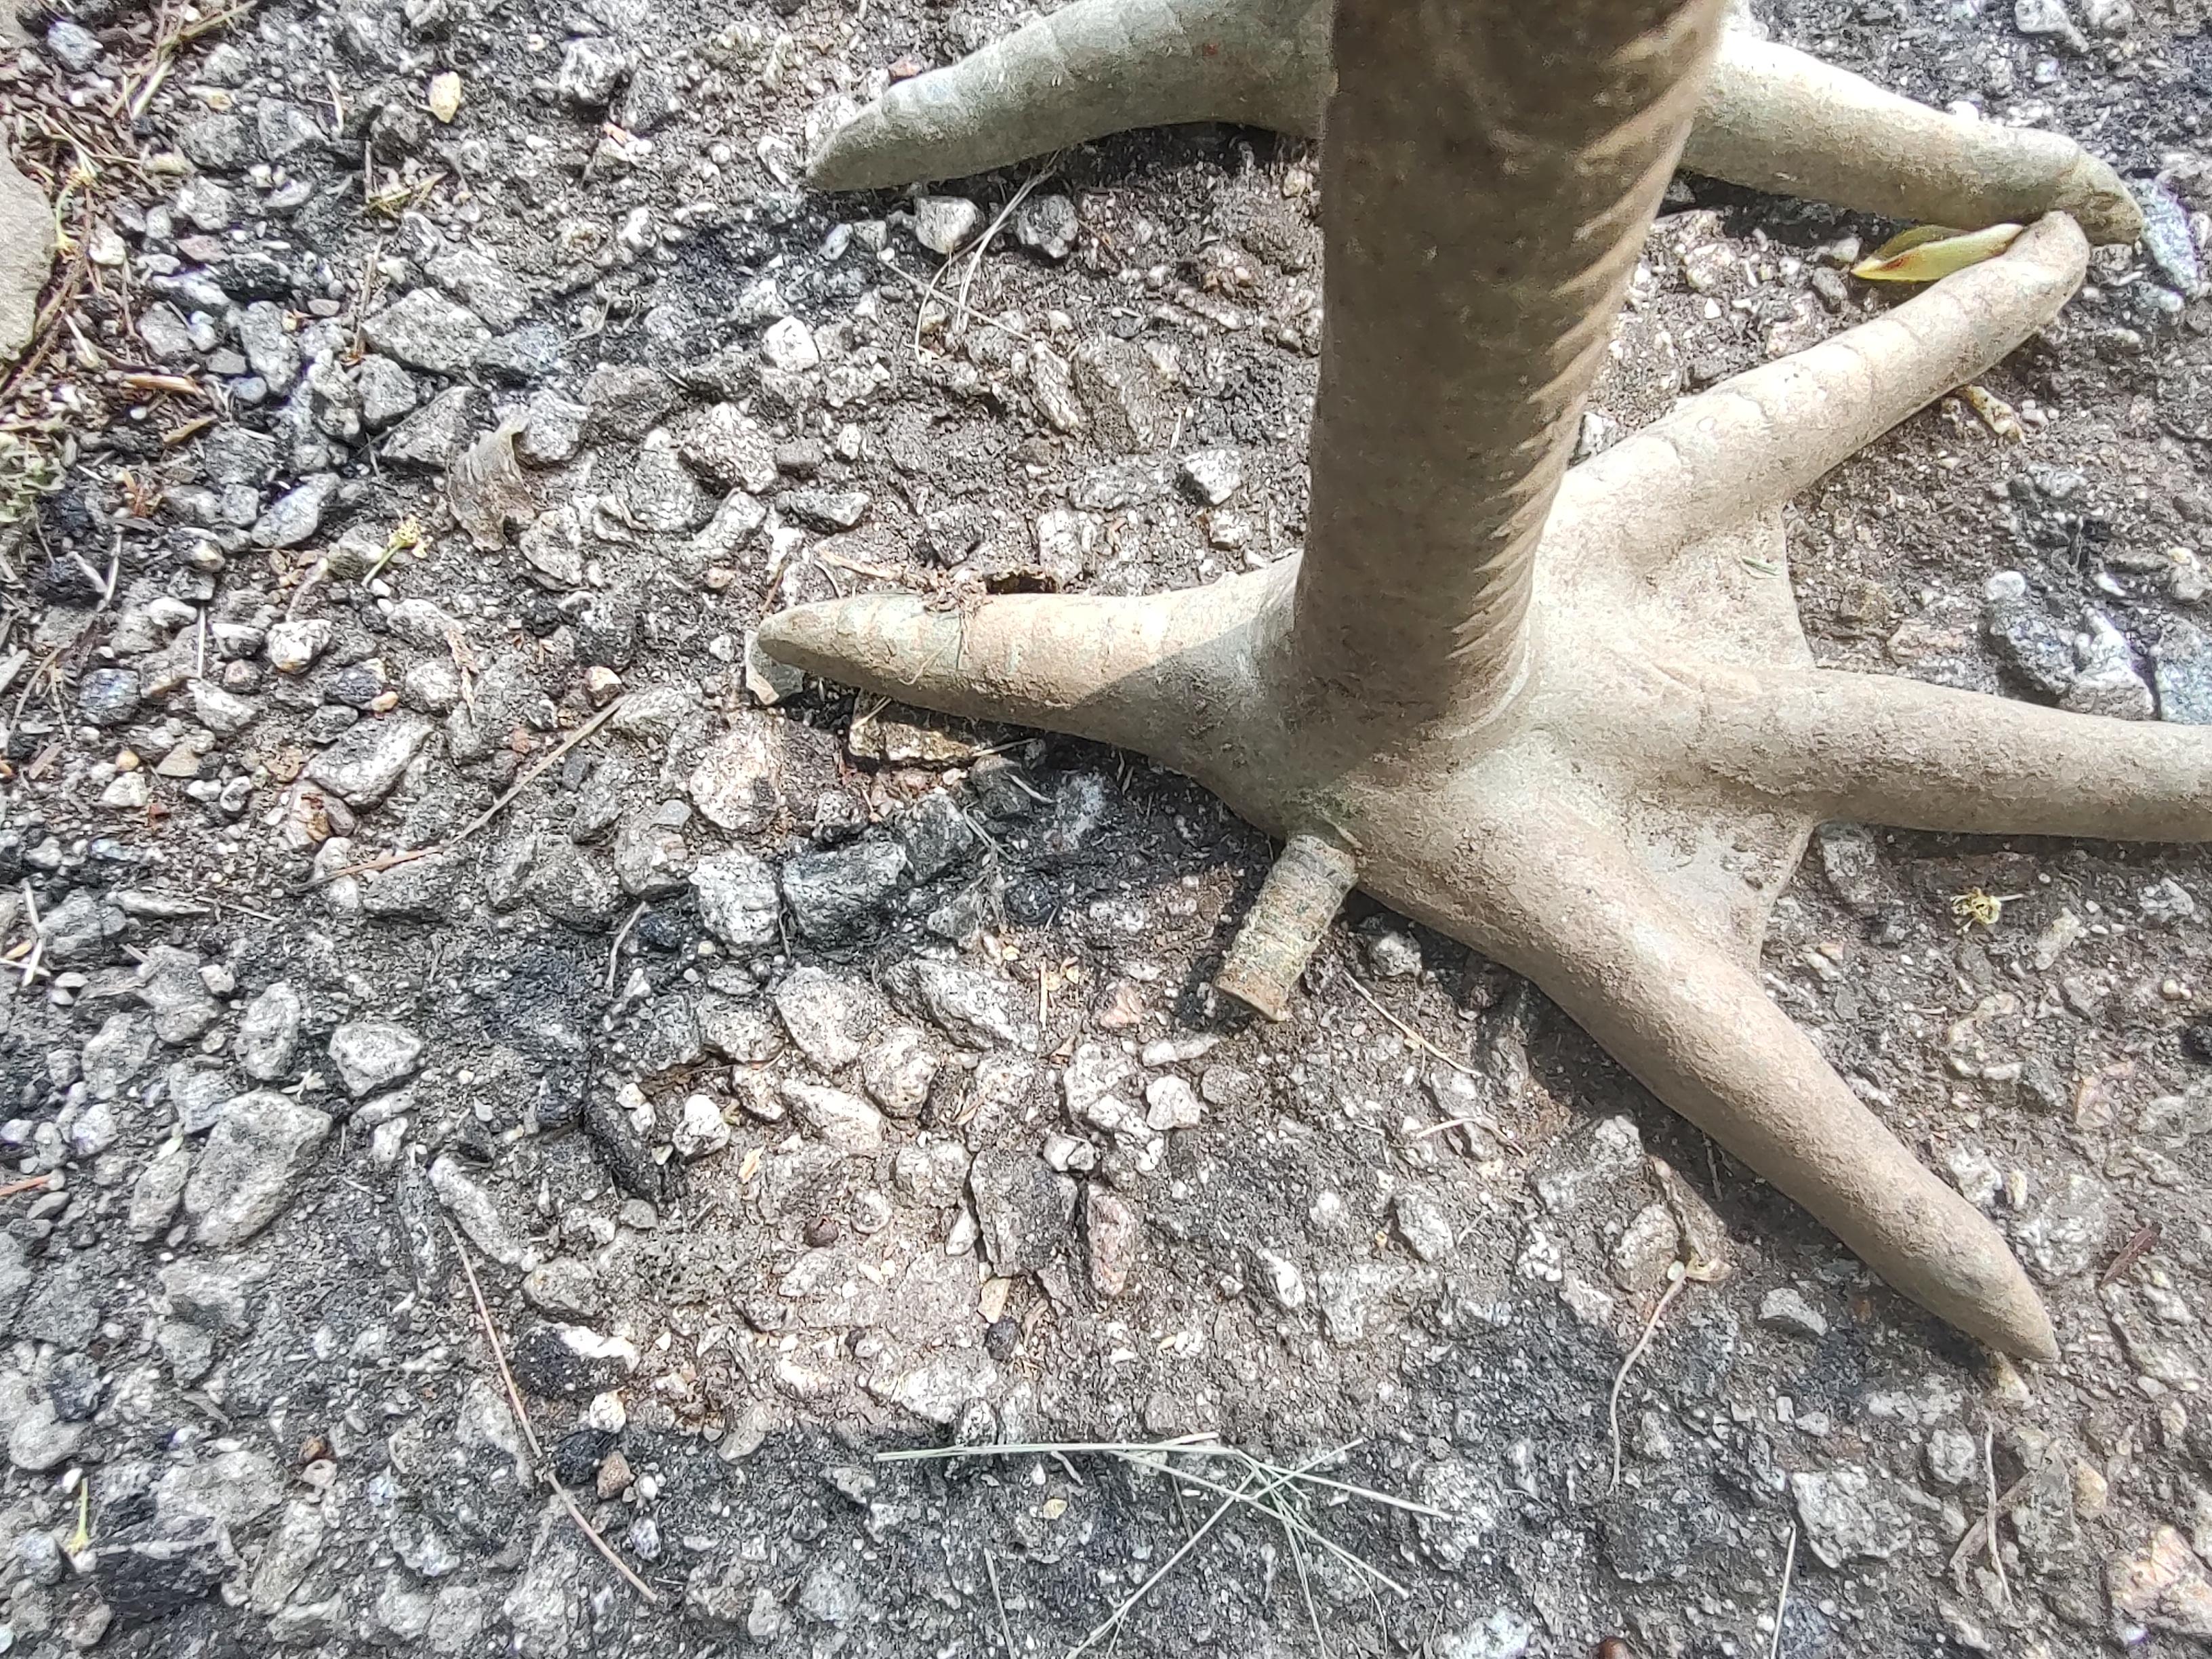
[{"left": 1, "top": 0, "right": 2209, "bottom": 1653}]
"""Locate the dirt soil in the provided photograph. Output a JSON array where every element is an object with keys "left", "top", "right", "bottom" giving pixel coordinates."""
[{"left": 1, "top": 0, "right": 2210, "bottom": 1653}]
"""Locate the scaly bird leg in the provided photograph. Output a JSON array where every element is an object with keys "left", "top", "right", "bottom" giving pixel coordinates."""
[
  {"left": 760, "top": 223, "right": 2202, "bottom": 1361},
  {"left": 774, "top": 0, "right": 2191, "bottom": 1361}
]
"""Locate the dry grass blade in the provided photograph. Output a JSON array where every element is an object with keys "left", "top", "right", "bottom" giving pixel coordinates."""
[
  {"left": 445, "top": 1220, "right": 661, "bottom": 1604},
  {"left": 878, "top": 1434, "right": 1227, "bottom": 1465},
  {"left": 443, "top": 1218, "right": 541, "bottom": 1458},
  {"left": 1410, "top": 1115, "right": 1492, "bottom": 1141},
  {"left": 947, "top": 160, "right": 1057, "bottom": 342},
  {"left": 1238, "top": 1444, "right": 1351, "bottom": 1658},
  {"left": 1066, "top": 1467, "right": 1258, "bottom": 1658},
  {"left": 1944, "top": 1456, "right": 2044, "bottom": 1578},
  {"left": 1277, "top": 1494, "right": 1328, "bottom": 1658},
  {"left": 1088, "top": 1448, "right": 1344, "bottom": 1653},
  {"left": 1851, "top": 222, "right": 2022, "bottom": 282},
  {"left": 1266, "top": 1467, "right": 1451, "bottom": 1519},
  {"left": 985, "top": 1551, "right": 1017, "bottom": 1657},
  {"left": 607, "top": 901, "right": 647, "bottom": 995},
  {"left": 1982, "top": 1420, "right": 2009, "bottom": 1608},
  {"left": 1122, "top": 1452, "right": 1409, "bottom": 1599},
  {"left": 909, "top": 156, "right": 1057, "bottom": 361},
  {"left": 876, "top": 1433, "right": 1429, "bottom": 1624},
  {"left": 1769, "top": 1520, "right": 1797, "bottom": 1659}
]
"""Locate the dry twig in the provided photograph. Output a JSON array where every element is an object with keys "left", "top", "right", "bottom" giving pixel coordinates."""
[
  {"left": 445, "top": 1220, "right": 660, "bottom": 1604},
  {"left": 311, "top": 697, "right": 627, "bottom": 886},
  {"left": 1605, "top": 1258, "right": 1722, "bottom": 1496},
  {"left": 2100, "top": 1221, "right": 2162, "bottom": 1288}
]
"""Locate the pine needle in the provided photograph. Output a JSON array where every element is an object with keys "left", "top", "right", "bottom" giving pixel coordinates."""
[
  {"left": 1269, "top": 1478, "right": 1328, "bottom": 1658},
  {"left": 1067, "top": 1467, "right": 1258, "bottom": 1658}
]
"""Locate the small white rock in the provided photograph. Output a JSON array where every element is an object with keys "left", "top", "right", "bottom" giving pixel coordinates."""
[
  {"left": 760, "top": 316, "right": 820, "bottom": 373},
  {"left": 266, "top": 618, "right": 333, "bottom": 674},
  {"left": 912, "top": 196, "right": 983, "bottom": 256},
  {"left": 672, "top": 1093, "right": 732, "bottom": 1160},
  {"left": 1143, "top": 1075, "right": 1202, "bottom": 1132}
]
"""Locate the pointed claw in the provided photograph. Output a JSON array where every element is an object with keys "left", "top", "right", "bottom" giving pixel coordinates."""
[
  {"left": 756, "top": 574, "right": 1279, "bottom": 765},
  {"left": 1427, "top": 805, "right": 2057, "bottom": 1359},
  {"left": 1555, "top": 213, "right": 2087, "bottom": 575},
  {"left": 1688, "top": 35, "right": 2142, "bottom": 245},
  {"left": 1704, "top": 668, "right": 2212, "bottom": 842},
  {"left": 806, "top": 0, "right": 1328, "bottom": 190}
]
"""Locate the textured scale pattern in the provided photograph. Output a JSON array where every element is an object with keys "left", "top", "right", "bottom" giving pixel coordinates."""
[{"left": 1292, "top": 0, "right": 1725, "bottom": 718}]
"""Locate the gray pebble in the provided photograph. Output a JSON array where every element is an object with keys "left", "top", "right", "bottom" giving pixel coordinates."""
[
  {"left": 328, "top": 1018, "right": 424, "bottom": 1097},
  {"left": 1983, "top": 570, "right": 2075, "bottom": 699},
  {"left": 363, "top": 287, "right": 489, "bottom": 375},
  {"left": 182, "top": 1090, "right": 333, "bottom": 1246},
  {"left": 556, "top": 37, "right": 631, "bottom": 107},
  {"left": 45, "top": 18, "right": 102, "bottom": 70},
  {"left": 913, "top": 195, "right": 982, "bottom": 256},
  {"left": 382, "top": 384, "right": 483, "bottom": 468},
  {"left": 1758, "top": 1286, "right": 1830, "bottom": 1339},
  {"left": 581, "top": 362, "right": 676, "bottom": 434},
  {"left": 355, "top": 354, "right": 420, "bottom": 432},
  {"left": 2061, "top": 612, "right": 2154, "bottom": 720},
  {"left": 2137, "top": 178, "right": 2206, "bottom": 299},
  {"left": 78, "top": 667, "right": 142, "bottom": 727},
  {"left": 1177, "top": 447, "right": 1243, "bottom": 506},
  {"left": 779, "top": 486, "right": 869, "bottom": 532},
  {"left": 691, "top": 850, "right": 782, "bottom": 951},
  {"left": 251, "top": 472, "right": 342, "bottom": 549},
  {"left": 237, "top": 981, "right": 304, "bottom": 1081},
  {"left": 81, "top": 1012, "right": 153, "bottom": 1099},
  {"left": 306, "top": 712, "right": 432, "bottom": 806},
  {"left": 2153, "top": 617, "right": 2212, "bottom": 724},
  {"left": 1393, "top": 1190, "right": 1456, "bottom": 1263},
  {"left": 1014, "top": 192, "right": 1078, "bottom": 261},
  {"left": 235, "top": 301, "right": 299, "bottom": 392}
]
